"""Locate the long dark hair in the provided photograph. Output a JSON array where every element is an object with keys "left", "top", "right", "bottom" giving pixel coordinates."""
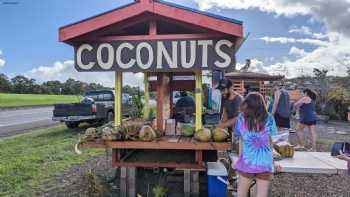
[
  {"left": 241, "top": 92, "right": 268, "bottom": 132},
  {"left": 303, "top": 88, "right": 317, "bottom": 101}
]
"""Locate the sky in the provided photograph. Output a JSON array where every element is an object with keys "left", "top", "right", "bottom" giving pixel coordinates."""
[{"left": 0, "top": 0, "right": 350, "bottom": 87}]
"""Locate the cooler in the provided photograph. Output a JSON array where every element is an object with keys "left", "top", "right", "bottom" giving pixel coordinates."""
[{"left": 207, "top": 162, "right": 228, "bottom": 197}]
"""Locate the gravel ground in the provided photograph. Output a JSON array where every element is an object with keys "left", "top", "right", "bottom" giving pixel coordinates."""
[{"left": 41, "top": 121, "right": 350, "bottom": 197}]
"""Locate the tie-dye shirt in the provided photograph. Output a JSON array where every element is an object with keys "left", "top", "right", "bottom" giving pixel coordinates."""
[{"left": 234, "top": 112, "right": 277, "bottom": 173}]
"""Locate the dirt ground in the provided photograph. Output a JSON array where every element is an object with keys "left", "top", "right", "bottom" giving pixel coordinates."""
[{"left": 41, "top": 121, "right": 350, "bottom": 197}]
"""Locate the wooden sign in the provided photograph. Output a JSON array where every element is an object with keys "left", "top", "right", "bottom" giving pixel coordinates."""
[{"left": 74, "top": 39, "right": 236, "bottom": 72}]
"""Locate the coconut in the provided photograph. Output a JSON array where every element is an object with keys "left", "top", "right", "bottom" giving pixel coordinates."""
[
  {"left": 180, "top": 123, "right": 195, "bottom": 137},
  {"left": 212, "top": 128, "right": 229, "bottom": 142},
  {"left": 194, "top": 128, "right": 212, "bottom": 142},
  {"left": 139, "top": 125, "right": 156, "bottom": 141}
]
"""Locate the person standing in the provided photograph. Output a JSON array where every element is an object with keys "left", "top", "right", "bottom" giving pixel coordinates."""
[
  {"left": 272, "top": 81, "right": 291, "bottom": 130},
  {"left": 234, "top": 92, "right": 277, "bottom": 197},
  {"left": 216, "top": 78, "right": 243, "bottom": 130},
  {"left": 293, "top": 88, "right": 318, "bottom": 151}
]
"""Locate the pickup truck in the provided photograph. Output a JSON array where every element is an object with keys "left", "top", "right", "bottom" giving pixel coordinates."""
[{"left": 52, "top": 90, "right": 131, "bottom": 128}]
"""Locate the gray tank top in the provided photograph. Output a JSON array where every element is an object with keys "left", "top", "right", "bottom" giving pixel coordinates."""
[{"left": 276, "top": 89, "right": 290, "bottom": 118}]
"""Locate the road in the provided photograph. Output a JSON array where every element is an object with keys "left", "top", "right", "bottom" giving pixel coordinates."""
[{"left": 0, "top": 106, "right": 58, "bottom": 137}]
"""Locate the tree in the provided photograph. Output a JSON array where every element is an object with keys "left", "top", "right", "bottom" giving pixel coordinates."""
[
  {"left": 313, "top": 68, "right": 329, "bottom": 115},
  {"left": 0, "top": 73, "right": 12, "bottom": 92},
  {"left": 11, "top": 75, "right": 36, "bottom": 94}
]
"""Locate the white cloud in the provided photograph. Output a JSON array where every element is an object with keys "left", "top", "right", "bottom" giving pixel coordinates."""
[
  {"left": 27, "top": 60, "right": 144, "bottom": 87},
  {"left": 194, "top": 0, "right": 350, "bottom": 38},
  {"left": 0, "top": 50, "right": 5, "bottom": 67},
  {"left": 289, "top": 26, "right": 328, "bottom": 39},
  {"left": 289, "top": 46, "right": 308, "bottom": 57},
  {"left": 259, "top": 36, "right": 329, "bottom": 46},
  {"left": 243, "top": 33, "right": 350, "bottom": 78}
]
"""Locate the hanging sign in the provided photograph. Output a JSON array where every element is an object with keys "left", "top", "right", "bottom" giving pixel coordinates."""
[{"left": 74, "top": 39, "right": 236, "bottom": 72}]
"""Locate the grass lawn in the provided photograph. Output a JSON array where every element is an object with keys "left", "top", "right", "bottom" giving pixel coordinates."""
[
  {"left": 0, "top": 125, "right": 103, "bottom": 196},
  {"left": 0, "top": 93, "right": 81, "bottom": 108}
]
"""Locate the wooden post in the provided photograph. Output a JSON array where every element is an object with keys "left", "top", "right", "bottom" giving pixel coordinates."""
[
  {"left": 120, "top": 167, "right": 127, "bottom": 197},
  {"left": 143, "top": 72, "right": 150, "bottom": 120},
  {"left": 195, "top": 70, "right": 203, "bottom": 131},
  {"left": 115, "top": 71, "right": 122, "bottom": 127},
  {"left": 127, "top": 167, "right": 136, "bottom": 197},
  {"left": 191, "top": 171, "right": 199, "bottom": 196},
  {"left": 184, "top": 170, "right": 191, "bottom": 197}
]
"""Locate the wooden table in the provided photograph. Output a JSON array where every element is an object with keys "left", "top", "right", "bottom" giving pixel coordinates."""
[
  {"left": 229, "top": 152, "right": 348, "bottom": 175},
  {"left": 276, "top": 152, "right": 348, "bottom": 174},
  {"left": 81, "top": 136, "right": 231, "bottom": 197}
]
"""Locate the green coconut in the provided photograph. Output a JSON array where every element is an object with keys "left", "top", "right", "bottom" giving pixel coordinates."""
[
  {"left": 181, "top": 124, "right": 195, "bottom": 137},
  {"left": 212, "top": 128, "right": 229, "bottom": 142},
  {"left": 194, "top": 128, "right": 212, "bottom": 142},
  {"left": 139, "top": 125, "right": 156, "bottom": 141}
]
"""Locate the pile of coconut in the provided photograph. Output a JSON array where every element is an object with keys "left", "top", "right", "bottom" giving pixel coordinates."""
[{"left": 179, "top": 123, "right": 230, "bottom": 142}]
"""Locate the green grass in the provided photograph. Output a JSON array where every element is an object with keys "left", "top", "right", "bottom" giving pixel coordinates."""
[
  {"left": 0, "top": 93, "right": 81, "bottom": 108},
  {"left": 0, "top": 125, "right": 103, "bottom": 196}
]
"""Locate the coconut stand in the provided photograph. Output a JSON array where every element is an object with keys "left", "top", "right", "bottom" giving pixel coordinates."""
[{"left": 59, "top": 0, "right": 243, "bottom": 196}]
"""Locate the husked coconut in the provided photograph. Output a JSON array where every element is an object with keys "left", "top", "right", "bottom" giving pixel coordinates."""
[
  {"left": 194, "top": 128, "right": 212, "bottom": 142},
  {"left": 139, "top": 125, "right": 156, "bottom": 141},
  {"left": 212, "top": 128, "right": 229, "bottom": 142}
]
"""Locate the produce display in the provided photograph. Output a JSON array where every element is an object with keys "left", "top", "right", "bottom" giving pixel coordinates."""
[
  {"left": 139, "top": 125, "right": 157, "bottom": 141},
  {"left": 273, "top": 141, "right": 295, "bottom": 158},
  {"left": 212, "top": 128, "right": 230, "bottom": 142},
  {"left": 179, "top": 123, "right": 195, "bottom": 137},
  {"left": 76, "top": 120, "right": 232, "bottom": 154},
  {"left": 194, "top": 128, "right": 212, "bottom": 142}
]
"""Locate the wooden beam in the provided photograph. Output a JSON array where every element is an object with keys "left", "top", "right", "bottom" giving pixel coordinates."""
[
  {"left": 115, "top": 71, "right": 123, "bottom": 127},
  {"left": 80, "top": 139, "right": 232, "bottom": 150},
  {"left": 112, "top": 162, "right": 205, "bottom": 170},
  {"left": 149, "top": 19, "right": 157, "bottom": 35},
  {"left": 98, "top": 33, "right": 224, "bottom": 41},
  {"left": 143, "top": 72, "right": 150, "bottom": 120},
  {"left": 195, "top": 70, "right": 202, "bottom": 131}
]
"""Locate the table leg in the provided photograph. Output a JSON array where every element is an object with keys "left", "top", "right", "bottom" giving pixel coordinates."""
[
  {"left": 128, "top": 167, "right": 136, "bottom": 197},
  {"left": 184, "top": 170, "right": 191, "bottom": 197},
  {"left": 120, "top": 167, "right": 127, "bottom": 197},
  {"left": 191, "top": 171, "right": 199, "bottom": 197}
]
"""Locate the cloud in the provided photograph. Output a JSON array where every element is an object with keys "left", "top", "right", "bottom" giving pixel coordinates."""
[
  {"left": 194, "top": 0, "right": 350, "bottom": 38},
  {"left": 243, "top": 33, "right": 350, "bottom": 78},
  {"left": 27, "top": 60, "right": 144, "bottom": 87},
  {"left": 0, "top": 50, "right": 5, "bottom": 67},
  {"left": 289, "top": 46, "right": 308, "bottom": 57},
  {"left": 259, "top": 36, "right": 329, "bottom": 46},
  {"left": 289, "top": 26, "right": 328, "bottom": 39}
]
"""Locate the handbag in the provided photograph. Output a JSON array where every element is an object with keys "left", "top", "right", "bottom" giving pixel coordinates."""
[{"left": 331, "top": 142, "right": 350, "bottom": 156}]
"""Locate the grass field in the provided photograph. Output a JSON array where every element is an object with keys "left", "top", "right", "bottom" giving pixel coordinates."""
[
  {"left": 0, "top": 93, "right": 81, "bottom": 108},
  {"left": 0, "top": 125, "right": 103, "bottom": 196}
]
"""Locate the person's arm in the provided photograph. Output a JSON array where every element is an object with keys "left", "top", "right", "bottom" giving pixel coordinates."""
[
  {"left": 272, "top": 91, "right": 280, "bottom": 115},
  {"left": 336, "top": 154, "right": 350, "bottom": 162},
  {"left": 294, "top": 96, "right": 310, "bottom": 108}
]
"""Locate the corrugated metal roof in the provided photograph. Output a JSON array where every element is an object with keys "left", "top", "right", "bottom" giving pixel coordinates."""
[{"left": 157, "top": 0, "right": 243, "bottom": 25}]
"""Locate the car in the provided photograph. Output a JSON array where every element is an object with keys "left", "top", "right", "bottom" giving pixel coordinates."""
[{"left": 52, "top": 90, "right": 131, "bottom": 128}]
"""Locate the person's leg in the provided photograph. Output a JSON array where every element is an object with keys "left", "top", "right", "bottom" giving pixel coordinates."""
[
  {"left": 237, "top": 174, "right": 253, "bottom": 197},
  {"left": 295, "top": 123, "right": 306, "bottom": 149},
  {"left": 309, "top": 124, "right": 317, "bottom": 151},
  {"left": 256, "top": 178, "right": 271, "bottom": 197}
]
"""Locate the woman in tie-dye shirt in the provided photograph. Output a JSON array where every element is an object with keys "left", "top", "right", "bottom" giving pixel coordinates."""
[{"left": 234, "top": 92, "right": 277, "bottom": 197}]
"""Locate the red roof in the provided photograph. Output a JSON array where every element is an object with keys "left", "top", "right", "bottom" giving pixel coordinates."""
[{"left": 59, "top": 0, "right": 243, "bottom": 42}]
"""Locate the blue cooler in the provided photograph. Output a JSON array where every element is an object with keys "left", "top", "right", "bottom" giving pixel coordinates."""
[{"left": 207, "top": 162, "right": 228, "bottom": 197}]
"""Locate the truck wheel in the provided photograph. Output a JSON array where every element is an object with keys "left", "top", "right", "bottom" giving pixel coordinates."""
[
  {"left": 65, "top": 122, "right": 79, "bottom": 129},
  {"left": 107, "top": 112, "right": 114, "bottom": 123}
]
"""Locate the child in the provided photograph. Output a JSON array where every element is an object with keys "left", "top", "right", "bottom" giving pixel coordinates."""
[{"left": 234, "top": 92, "right": 277, "bottom": 197}]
